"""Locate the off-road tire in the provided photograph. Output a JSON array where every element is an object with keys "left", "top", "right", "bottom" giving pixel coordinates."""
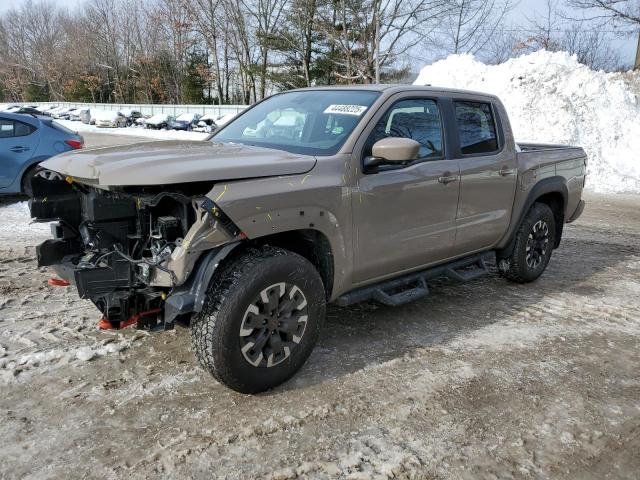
[
  {"left": 191, "top": 246, "right": 326, "bottom": 393},
  {"left": 497, "top": 202, "right": 556, "bottom": 283}
]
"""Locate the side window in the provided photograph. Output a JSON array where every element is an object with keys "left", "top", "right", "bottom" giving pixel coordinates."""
[
  {"left": 15, "top": 121, "right": 35, "bottom": 137},
  {"left": 0, "top": 119, "right": 14, "bottom": 138},
  {"left": 365, "top": 98, "right": 443, "bottom": 160},
  {"left": 0, "top": 119, "right": 36, "bottom": 138},
  {"left": 454, "top": 101, "right": 498, "bottom": 155}
]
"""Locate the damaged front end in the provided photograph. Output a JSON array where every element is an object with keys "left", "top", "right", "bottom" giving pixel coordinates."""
[{"left": 30, "top": 172, "right": 242, "bottom": 330}]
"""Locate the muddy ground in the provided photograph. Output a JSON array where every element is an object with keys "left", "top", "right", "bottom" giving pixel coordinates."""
[{"left": 0, "top": 132, "right": 638, "bottom": 479}]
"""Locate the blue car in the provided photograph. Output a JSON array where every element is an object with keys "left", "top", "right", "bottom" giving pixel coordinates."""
[{"left": 0, "top": 112, "right": 84, "bottom": 195}]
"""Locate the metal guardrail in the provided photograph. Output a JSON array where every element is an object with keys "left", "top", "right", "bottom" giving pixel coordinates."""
[{"left": 19, "top": 102, "right": 247, "bottom": 116}]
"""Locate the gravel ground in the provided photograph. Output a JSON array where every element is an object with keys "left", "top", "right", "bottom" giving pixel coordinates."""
[{"left": 0, "top": 133, "right": 638, "bottom": 479}]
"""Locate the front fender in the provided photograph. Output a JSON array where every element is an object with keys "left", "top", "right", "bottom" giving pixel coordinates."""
[
  {"left": 164, "top": 242, "right": 241, "bottom": 324},
  {"left": 208, "top": 171, "right": 352, "bottom": 299}
]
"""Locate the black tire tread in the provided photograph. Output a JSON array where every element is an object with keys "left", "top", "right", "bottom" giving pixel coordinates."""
[
  {"left": 498, "top": 202, "right": 556, "bottom": 284},
  {"left": 190, "top": 245, "right": 323, "bottom": 393}
]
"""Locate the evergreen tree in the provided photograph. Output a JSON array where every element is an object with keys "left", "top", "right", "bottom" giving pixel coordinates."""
[
  {"left": 24, "top": 83, "right": 49, "bottom": 102},
  {"left": 182, "top": 51, "right": 208, "bottom": 104}
]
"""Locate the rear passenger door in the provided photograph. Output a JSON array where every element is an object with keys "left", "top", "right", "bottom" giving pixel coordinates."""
[
  {"left": 451, "top": 100, "right": 517, "bottom": 255},
  {"left": 352, "top": 96, "right": 460, "bottom": 284},
  {"left": 0, "top": 117, "right": 37, "bottom": 189}
]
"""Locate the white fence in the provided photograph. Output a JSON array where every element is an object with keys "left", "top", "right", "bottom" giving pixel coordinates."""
[{"left": 24, "top": 102, "right": 247, "bottom": 116}]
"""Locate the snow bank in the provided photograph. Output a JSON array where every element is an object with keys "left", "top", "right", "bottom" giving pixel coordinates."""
[{"left": 414, "top": 50, "right": 640, "bottom": 193}]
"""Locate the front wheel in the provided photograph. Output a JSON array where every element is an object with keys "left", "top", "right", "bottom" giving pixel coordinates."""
[
  {"left": 21, "top": 166, "right": 38, "bottom": 196},
  {"left": 498, "top": 202, "right": 556, "bottom": 283},
  {"left": 191, "top": 246, "right": 326, "bottom": 393}
]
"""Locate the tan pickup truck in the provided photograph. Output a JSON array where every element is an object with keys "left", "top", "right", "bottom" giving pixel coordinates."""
[{"left": 29, "top": 85, "right": 586, "bottom": 392}]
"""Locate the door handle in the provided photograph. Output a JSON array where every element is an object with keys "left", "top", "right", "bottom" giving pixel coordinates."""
[
  {"left": 498, "top": 167, "right": 515, "bottom": 176},
  {"left": 438, "top": 173, "right": 458, "bottom": 185},
  {"left": 10, "top": 146, "right": 29, "bottom": 153}
]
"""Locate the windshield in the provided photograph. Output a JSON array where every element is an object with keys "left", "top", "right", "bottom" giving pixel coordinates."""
[{"left": 211, "top": 90, "right": 380, "bottom": 156}]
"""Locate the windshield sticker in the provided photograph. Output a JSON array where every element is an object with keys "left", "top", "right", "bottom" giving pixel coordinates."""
[{"left": 323, "top": 104, "right": 368, "bottom": 116}]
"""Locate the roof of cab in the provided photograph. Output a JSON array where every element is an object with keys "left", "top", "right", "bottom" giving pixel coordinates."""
[{"left": 290, "top": 83, "right": 499, "bottom": 100}]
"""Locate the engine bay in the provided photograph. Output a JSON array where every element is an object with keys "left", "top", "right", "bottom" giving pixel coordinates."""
[{"left": 29, "top": 172, "right": 230, "bottom": 329}]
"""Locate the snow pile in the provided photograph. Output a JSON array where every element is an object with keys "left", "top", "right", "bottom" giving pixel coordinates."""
[{"left": 414, "top": 50, "right": 640, "bottom": 193}]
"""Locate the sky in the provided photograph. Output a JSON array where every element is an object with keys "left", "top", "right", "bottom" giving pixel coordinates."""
[
  {"left": 0, "top": 0, "right": 637, "bottom": 67},
  {"left": 514, "top": 0, "right": 637, "bottom": 66}
]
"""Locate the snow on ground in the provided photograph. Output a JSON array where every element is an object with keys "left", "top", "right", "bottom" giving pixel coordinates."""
[
  {"left": 0, "top": 201, "right": 51, "bottom": 247},
  {"left": 56, "top": 119, "right": 209, "bottom": 141},
  {"left": 2, "top": 193, "right": 640, "bottom": 478},
  {"left": 415, "top": 50, "right": 640, "bottom": 194}
]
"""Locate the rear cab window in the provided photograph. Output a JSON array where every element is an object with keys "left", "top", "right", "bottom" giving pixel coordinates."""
[
  {"left": 454, "top": 101, "right": 498, "bottom": 155},
  {"left": 48, "top": 120, "right": 76, "bottom": 135}
]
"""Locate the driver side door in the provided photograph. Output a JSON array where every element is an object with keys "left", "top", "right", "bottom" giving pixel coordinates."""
[{"left": 351, "top": 96, "right": 460, "bottom": 284}]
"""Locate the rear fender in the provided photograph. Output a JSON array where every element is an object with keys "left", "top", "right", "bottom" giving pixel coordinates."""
[
  {"left": 498, "top": 176, "right": 568, "bottom": 255},
  {"left": 4, "top": 154, "right": 48, "bottom": 194}
]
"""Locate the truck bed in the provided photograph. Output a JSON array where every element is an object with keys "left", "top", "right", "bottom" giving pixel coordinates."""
[
  {"left": 516, "top": 141, "right": 583, "bottom": 153},
  {"left": 514, "top": 141, "right": 587, "bottom": 224},
  {"left": 516, "top": 142, "right": 586, "bottom": 171}
]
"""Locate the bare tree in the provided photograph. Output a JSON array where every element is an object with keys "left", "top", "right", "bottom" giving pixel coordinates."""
[
  {"left": 562, "top": 23, "right": 621, "bottom": 70},
  {"left": 567, "top": 0, "right": 640, "bottom": 26},
  {"left": 5, "top": 0, "right": 631, "bottom": 103},
  {"left": 0, "top": 0, "right": 74, "bottom": 100},
  {"left": 521, "top": 0, "right": 623, "bottom": 70},
  {"left": 526, "top": 0, "right": 561, "bottom": 50},
  {"left": 566, "top": 0, "right": 640, "bottom": 69},
  {"left": 481, "top": 24, "right": 524, "bottom": 64},
  {"left": 182, "top": 0, "right": 226, "bottom": 102},
  {"left": 319, "top": 0, "right": 450, "bottom": 84},
  {"left": 223, "top": 0, "right": 260, "bottom": 103},
  {"left": 439, "top": 0, "right": 515, "bottom": 55}
]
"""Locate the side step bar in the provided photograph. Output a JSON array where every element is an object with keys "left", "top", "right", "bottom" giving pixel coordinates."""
[{"left": 336, "top": 252, "right": 492, "bottom": 307}]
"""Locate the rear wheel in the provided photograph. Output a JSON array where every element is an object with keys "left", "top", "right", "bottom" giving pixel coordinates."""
[
  {"left": 191, "top": 246, "right": 325, "bottom": 393},
  {"left": 498, "top": 202, "right": 556, "bottom": 283}
]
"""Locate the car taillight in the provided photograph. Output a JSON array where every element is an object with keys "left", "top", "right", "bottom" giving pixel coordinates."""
[{"left": 64, "top": 139, "right": 83, "bottom": 149}]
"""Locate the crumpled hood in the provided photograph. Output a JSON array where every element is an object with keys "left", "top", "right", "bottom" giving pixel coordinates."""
[{"left": 40, "top": 140, "right": 317, "bottom": 186}]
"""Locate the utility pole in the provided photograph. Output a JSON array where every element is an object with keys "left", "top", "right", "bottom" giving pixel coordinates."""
[
  {"left": 635, "top": 30, "right": 640, "bottom": 70},
  {"left": 374, "top": 0, "right": 380, "bottom": 84}
]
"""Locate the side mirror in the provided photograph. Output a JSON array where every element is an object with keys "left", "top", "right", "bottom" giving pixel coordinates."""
[{"left": 364, "top": 137, "right": 421, "bottom": 171}]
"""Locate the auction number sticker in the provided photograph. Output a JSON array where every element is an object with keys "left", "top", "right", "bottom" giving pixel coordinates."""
[{"left": 323, "top": 104, "right": 368, "bottom": 116}]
